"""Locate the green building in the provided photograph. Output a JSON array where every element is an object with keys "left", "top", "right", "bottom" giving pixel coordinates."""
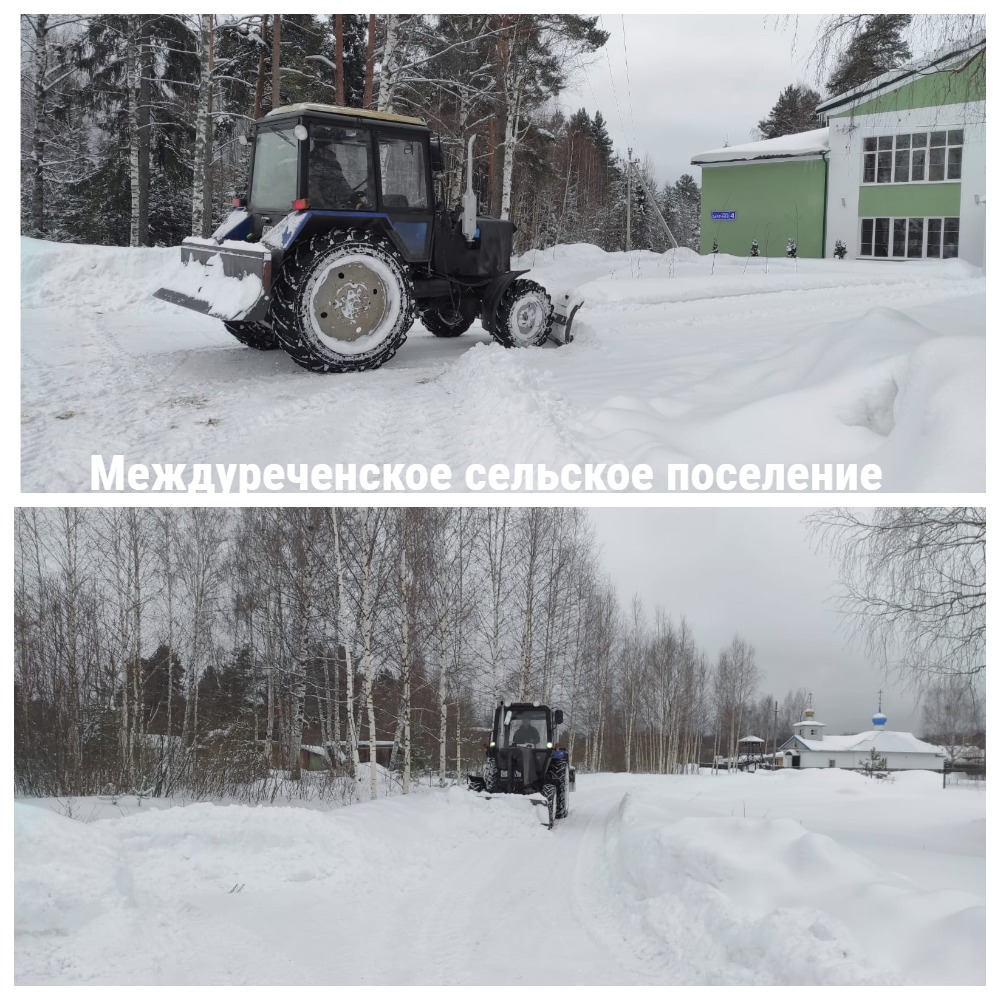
[
  {"left": 692, "top": 34, "right": 986, "bottom": 266},
  {"left": 691, "top": 128, "right": 829, "bottom": 258}
]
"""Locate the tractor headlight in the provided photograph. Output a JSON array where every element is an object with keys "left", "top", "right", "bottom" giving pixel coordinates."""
[
  {"left": 546, "top": 742, "right": 553, "bottom": 749},
  {"left": 489, "top": 741, "right": 496, "bottom": 748}
]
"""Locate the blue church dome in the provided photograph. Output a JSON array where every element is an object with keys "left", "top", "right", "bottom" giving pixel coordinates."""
[{"left": 872, "top": 712, "right": 888, "bottom": 728}]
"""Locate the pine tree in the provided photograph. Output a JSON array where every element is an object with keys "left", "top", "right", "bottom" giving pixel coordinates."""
[
  {"left": 826, "top": 15, "right": 912, "bottom": 97},
  {"left": 757, "top": 84, "right": 823, "bottom": 139},
  {"left": 672, "top": 174, "right": 701, "bottom": 251}
]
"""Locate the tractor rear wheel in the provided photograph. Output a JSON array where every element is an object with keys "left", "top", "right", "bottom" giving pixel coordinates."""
[
  {"left": 490, "top": 279, "right": 553, "bottom": 349},
  {"left": 223, "top": 320, "right": 280, "bottom": 351},
  {"left": 271, "top": 230, "right": 414, "bottom": 373},
  {"left": 418, "top": 305, "right": 474, "bottom": 338}
]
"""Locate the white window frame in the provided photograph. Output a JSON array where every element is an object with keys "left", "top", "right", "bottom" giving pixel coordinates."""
[
  {"left": 862, "top": 129, "right": 964, "bottom": 185},
  {"left": 858, "top": 216, "right": 960, "bottom": 259}
]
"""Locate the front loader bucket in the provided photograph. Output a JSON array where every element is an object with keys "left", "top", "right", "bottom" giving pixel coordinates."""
[
  {"left": 549, "top": 292, "right": 584, "bottom": 345},
  {"left": 154, "top": 237, "right": 274, "bottom": 323}
]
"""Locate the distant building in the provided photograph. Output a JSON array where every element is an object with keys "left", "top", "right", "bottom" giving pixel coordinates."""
[
  {"left": 691, "top": 128, "right": 830, "bottom": 259},
  {"left": 776, "top": 702, "right": 946, "bottom": 772},
  {"left": 691, "top": 34, "right": 985, "bottom": 265}
]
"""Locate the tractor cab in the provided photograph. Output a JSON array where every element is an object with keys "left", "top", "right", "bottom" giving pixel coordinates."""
[{"left": 244, "top": 103, "right": 437, "bottom": 261}]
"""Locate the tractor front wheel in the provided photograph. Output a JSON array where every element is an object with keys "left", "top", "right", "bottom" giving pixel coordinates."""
[
  {"left": 483, "top": 757, "right": 499, "bottom": 794},
  {"left": 490, "top": 279, "right": 553, "bottom": 349},
  {"left": 271, "top": 230, "right": 414, "bottom": 373},
  {"left": 554, "top": 763, "right": 570, "bottom": 820},
  {"left": 542, "top": 782, "right": 557, "bottom": 828},
  {"left": 223, "top": 320, "right": 281, "bottom": 351}
]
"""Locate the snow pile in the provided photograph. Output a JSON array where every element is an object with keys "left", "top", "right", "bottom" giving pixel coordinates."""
[
  {"left": 14, "top": 769, "right": 983, "bottom": 985},
  {"left": 598, "top": 783, "right": 983, "bottom": 985},
  {"left": 21, "top": 237, "right": 984, "bottom": 492},
  {"left": 15, "top": 803, "right": 136, "bottom": 936}
]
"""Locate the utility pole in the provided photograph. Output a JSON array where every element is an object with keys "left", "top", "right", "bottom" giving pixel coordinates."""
[
  {"left": 773, "top": 700, "right": 779, "bottom": 764},
  {"left": 625, "top": 147, "right": 633, "bottom": 252}
]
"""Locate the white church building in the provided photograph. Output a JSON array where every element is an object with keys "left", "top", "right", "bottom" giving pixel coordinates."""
[{"left": 777, "top": 702, "right": 946, "bottom": 772}]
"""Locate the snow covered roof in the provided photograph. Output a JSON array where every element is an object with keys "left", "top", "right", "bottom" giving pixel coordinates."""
[
  {"left": 265, "top": 102, "right": 425, "bottom": 127},
  {"left": 816, "top": 32, "right": 986, "bottom": 117},
  {"left": 691, "top": 128, "right": 829, "bottom": 165},
  {"left": 786, "top": 730, "right": 946, "bottom": 756}
]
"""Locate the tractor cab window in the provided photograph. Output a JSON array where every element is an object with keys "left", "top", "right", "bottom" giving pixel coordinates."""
[
  {"left": 308, "top": 125, "right": 374, "bottom": 210},
  {"left": 249, "top": 128, "right": 299, "bottom": 211},
  {"left": 378, "top": 135, "right": 428, "bottom": 210},
  {"left": 506, "top": 712, "right": 547, "bottom": 747}
]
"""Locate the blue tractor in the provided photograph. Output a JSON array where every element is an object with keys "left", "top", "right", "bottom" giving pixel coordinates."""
[
  {"left": 155, "top": 103, "right": 582, "bottom": 373},
  {"left": 467, "top": 701, "right": 575, "bottom": 828}
]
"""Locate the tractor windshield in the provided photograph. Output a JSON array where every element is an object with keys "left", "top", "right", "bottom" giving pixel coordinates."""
[
  {"left": 249, "top": 128, "right": 299, "bottom": 212},
  {"left": 505, "top": 711, "right": 548, "bottom": 747}
]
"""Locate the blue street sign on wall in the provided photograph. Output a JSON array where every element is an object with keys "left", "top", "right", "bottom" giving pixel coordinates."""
[{"left": 711, "top": 211, "right": 737, "bottom": 221}]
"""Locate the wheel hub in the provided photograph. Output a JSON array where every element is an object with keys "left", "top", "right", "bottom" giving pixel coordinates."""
[
  {"left": 512, "top": 294, "right": 545, "bottom": 344},
  {"left": 311, "top": 260, "right": 388, "bottom": 343}
]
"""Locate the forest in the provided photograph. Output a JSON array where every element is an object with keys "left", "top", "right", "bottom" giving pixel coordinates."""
[
  {"left": 14, "top": 507, "right": 811, "bottom": 801},
  {"left": 20, "top": 14, "right": 701, "bottom": 255}
]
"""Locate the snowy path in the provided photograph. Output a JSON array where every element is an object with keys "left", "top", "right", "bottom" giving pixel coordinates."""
[
  {"left": 15, "top": 770, "right": 985, "bottom": 985},
  {"left": 20, "top": 239, "right": 984, "bottom": 492}
]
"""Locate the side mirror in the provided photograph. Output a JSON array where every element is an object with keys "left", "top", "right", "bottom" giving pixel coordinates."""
[{"left": 553, "top": 709, "right": 563, "bottom": 726}]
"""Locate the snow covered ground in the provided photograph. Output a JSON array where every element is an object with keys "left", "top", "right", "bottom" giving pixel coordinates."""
[
  {"left": 20, "top": 238, "right": 984, "bottom": 493},
  {"left": 15, "top": 769, "right": 984, "bottom": 985}
]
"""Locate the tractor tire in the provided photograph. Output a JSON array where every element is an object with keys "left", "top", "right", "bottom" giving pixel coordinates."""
[
  {"left": 554, "top": 763, "right": 570, "bottom": 820},
  {"left": 542, "top": 782, "right": 557, "bottom": 828},
  {"left": 223, "top": 320, "right": 281, "bottom": 351},
  {"left": 483, "top": 757, "right": 499, "bottom": 794},
  {"left": 490, "top": 278, "right": 553, "bottom": 349},
  {"left": 418, "top": 305, "right": 474, "bottom": 338},
  {"left": 270, "top": 230, "right": 414, "bottom": 373}
]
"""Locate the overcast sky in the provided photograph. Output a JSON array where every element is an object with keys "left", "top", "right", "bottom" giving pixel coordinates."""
[
  {"left": 588, "top": 507, "right": 925, "bottom": 737},
  {"left": 559, "top": 14, "right": 827, "bottom": 186}
]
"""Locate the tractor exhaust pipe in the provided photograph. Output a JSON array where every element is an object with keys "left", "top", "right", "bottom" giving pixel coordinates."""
[{"left": 461, "top": 134, "right": 477, "bottom": 245}]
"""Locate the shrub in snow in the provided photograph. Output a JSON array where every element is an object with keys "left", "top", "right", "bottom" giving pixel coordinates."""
[
  {"left": 711, "top": 238, "right": 719, "bottom": 254},
  {"left": 786, "top": 238, "right": 797, "bottom": 258},
  {"left": 750, "top": 239, "right": 759, "bottom": 257},
  {"left": 834, "top": 239, "right": 847, "bottom": 259}
]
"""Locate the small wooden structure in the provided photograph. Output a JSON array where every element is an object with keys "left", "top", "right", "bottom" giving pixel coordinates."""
[{"left": 737, "top": 735, "right": 765, "bottom": 772}]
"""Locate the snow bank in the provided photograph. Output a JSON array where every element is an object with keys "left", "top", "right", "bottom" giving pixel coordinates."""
[
  {"left": 15, "top": 802, "right": 135, "bottom": 935},
  {"left": 598, "top": 785, "right": 983, "bottom": 984}
]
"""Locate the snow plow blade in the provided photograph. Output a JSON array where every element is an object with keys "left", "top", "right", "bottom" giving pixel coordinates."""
[
  {"left": 549, "top": 291, "right": 584, "bottom": 345},
  {"left": 153, "top": 237, "right": 275, "bottom": 323}
]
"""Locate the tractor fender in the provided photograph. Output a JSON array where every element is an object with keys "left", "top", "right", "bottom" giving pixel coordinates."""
[{"left": 480, "top": 270, "right": 528, "bottom": 334}]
